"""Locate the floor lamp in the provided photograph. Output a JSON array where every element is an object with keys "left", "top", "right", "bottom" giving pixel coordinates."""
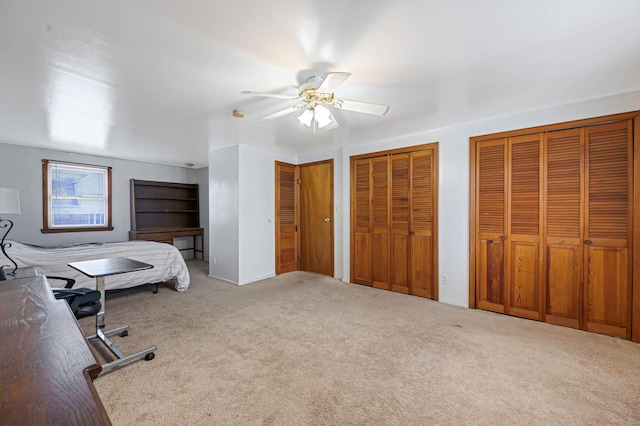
[{"left": 0, "top": 187, "right": 21, "bottom": 277}]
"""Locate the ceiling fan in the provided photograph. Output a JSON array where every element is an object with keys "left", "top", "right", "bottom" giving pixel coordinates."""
[{"left": 241, "top": 72, "right": 390, "bottom": 131}]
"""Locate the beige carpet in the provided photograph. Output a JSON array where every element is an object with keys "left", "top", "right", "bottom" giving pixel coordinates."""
[{"left": 80, "top": 260, "right": 640, "bottom": 425}]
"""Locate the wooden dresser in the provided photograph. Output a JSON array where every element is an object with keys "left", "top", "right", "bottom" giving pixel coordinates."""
[
  {"left": 129, "top": 179, "right": 204, "bottom": 259},
  {"left": 0, "top": 276, "right": 111, "bottom": 425}
]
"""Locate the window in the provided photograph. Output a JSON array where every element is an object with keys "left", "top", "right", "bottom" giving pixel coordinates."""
[{"left": 42, "top": 159, "right": 113, "bottom": 233}]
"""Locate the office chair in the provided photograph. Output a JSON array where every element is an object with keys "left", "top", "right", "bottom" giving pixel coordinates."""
[
  {"left": 48, "top": 276, "right": 102, "bottom": 319},
  {"left": 0, "top": 270, "right": 101, "bottom": 319}
]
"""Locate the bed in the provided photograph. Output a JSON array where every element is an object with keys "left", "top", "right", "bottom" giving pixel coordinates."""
[{"left": 3, "top": 240, "right": 190, "bottom": 291}]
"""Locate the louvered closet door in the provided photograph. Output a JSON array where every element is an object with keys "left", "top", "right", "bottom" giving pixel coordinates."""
[
  {"left": 276, "top": 162, "right": 298, "bottom": 274},
  {"left": 371, "top": 156, "right": 391, "bottom": 290},
  {"left": 476, "top": 139, "right": 507, "bottom": 313},
  {"left": 507, "top": 134, "right": 542, "bottom": 320},
  {"left": 544, "top": 129, "right": 583, "bottom": 329},
  {"left": 353, "top": 159, "right": 372, "bottom": 285},
  {"left": 410, "top": 150, "right": 435, "bottom": 298},
  {"left": 390, "top": 153, "right": 410, "bottom": 294},
  {"left": 583, "top": 121, "right": 632, "bottom": 338}
]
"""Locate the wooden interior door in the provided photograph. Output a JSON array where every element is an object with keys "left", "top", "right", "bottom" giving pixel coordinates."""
[
  {"left": 409, "top": 150, "right": 436, "bottom": 298},
  {"left": 390, "top": 153, "right": 410, "bottom": 294},
  {"left": 350, "top": 144, "right": 439, "bottom": 300},
  {"left": 299, "top": 160, "right": 334, "bottom": 276},
  {"left": 275, "top": 162, "right": 298, "bottom": 274},
  {"left": 371, "top": 156, "right": 391, "bottom": 290},
  {"left": 583, "top": 121, "right": 632, "bottom": 338},
  {"left": 544, "top": 128, "right": 583, "bottom": 329},
  {"left": 352, "top": 158, "right": 372, "bottom": 285},
  {"left": 475, "top": 139, "right": 507, "bottom": 313},
  {"left": 506, "top": 134, "right": 542, "bottom": 320},
  {"left": 472, "top": 112, "right": 637, "bottom": 341}
]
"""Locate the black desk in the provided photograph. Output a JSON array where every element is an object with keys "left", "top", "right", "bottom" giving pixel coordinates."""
[{"left": 69, "top": 257, "right": 156, "bottom": 374}]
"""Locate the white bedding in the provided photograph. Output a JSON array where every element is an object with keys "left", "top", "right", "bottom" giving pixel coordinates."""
[{"left": 4, "top": 240, "right": 190, "bottom": 291}]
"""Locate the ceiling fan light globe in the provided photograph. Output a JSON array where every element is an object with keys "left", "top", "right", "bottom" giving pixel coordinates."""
[
  {"left": 317, "top": 117, "right": 331, "bottom": 128},
  {"left": 314, "top": 105, "right": 332, "bottom": 128},
  {"left": 298, "top": 109, "right": 313, "bottom": 127}
]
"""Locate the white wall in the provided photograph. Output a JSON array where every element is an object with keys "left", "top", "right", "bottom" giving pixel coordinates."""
[
  {"left": 238, "top": 145, "right": 283, "bottom": 283},
  {"left": 209, "top": 145, "right": 240, "bottom": 283},
  {"left": 209, "top": 144, "right": 296, "bottom": 285},
  {"left": 219, "top": 91, "right": 640, "bottom": 307},
  {"left": 188, "top": 166, "right": 209, "bottom": 260},
  {"left": 0, "top": 142, "right": 195, "bottom": 246},
  {"left": 341, "top": 90, "right": 640, "bottom": 308}
]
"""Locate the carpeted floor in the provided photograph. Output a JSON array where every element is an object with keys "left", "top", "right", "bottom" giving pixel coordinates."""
[{"left": 80, "top": 260, "right": 640, "bottom": 425}]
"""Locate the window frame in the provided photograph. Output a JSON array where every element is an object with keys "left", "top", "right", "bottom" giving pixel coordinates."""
[{"left": 41, "top": 159, "right": 114, "bottom": 233}]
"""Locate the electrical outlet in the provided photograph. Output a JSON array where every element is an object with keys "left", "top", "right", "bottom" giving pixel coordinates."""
[
  {"left": 213, "top": 257, "right": 217, "bottom": 265},
  {"left": 441, "top": 274, "right": 449, "bottom": 285}
]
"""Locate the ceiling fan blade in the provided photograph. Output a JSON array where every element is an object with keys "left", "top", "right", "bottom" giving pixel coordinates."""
[
  {"left": 241, "top": 90, "right": 299, "bottom": 100},
  {"left": 317, "top": 72, "right": 352, "bottom": 94},
  {"left": 260, "top": 105, "right": 304, "bottom": 120},
  {"left": 333, "top": 99, "right": 390, "bottom": 116}
]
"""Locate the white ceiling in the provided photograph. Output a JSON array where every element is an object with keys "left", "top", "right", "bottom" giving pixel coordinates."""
[{"left": 1, "top": 0, "right": 639, "bottom": 168}]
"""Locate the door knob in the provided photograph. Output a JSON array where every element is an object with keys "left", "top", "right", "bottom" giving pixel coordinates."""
[
  {"left": 585, "top": 240, "right": 593, "bottom": 245},
  {"left": 324, "top": 218, "right": 331, "bottom": 223}
]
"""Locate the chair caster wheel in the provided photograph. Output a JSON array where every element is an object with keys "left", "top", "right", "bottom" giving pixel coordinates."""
[
  {"left": 120, "top": 330, "right": 128, "bottom": 337},
  {"left": 145, "top": 352, "right": 155, "bottom": 361}
]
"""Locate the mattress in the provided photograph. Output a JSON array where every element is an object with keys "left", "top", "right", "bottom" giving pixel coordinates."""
[{"left": 3, "top": 240, "right": 190, "bottom": 291}]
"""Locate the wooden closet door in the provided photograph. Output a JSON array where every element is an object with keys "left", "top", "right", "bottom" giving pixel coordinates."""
[
  {"left": 410, "top": 150, "right": 435, "bottom": 298},
  {"left": 275, "top": 162, "right": 298, "bottom": 274},
  {"left": 583, "top": 121, "right": 632, "bottom": 338},
  {"left": 507, "top": 134, "right": 542, "bottom": 320},
  {"left": 476, "top": 139, "right": 507, "bottom": 313},
  {"left": 371, "top": 156, "right": 391, "bottom": 290},
  {"left": 352, "top": 159, "right": 372, "bottom": 285},
  {"left": 544, "top": 129, "right": 583, "bottom": 329},
  {"left": 390, "top": 153, "right": 410, "bottom": 294}
]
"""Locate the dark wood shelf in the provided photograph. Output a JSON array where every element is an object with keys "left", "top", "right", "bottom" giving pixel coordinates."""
[
  {"left": 136, "top": 210, "right": 199, "bottom": 213},
  {"left": 135, "top": 197, "right": 198, "bottom": 201},
  {"left": 129, "top": 179, "right": 204, "bottom": 259}
]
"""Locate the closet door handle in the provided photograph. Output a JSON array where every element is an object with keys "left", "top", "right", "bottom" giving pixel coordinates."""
[
  {"left": 501, "top": 235, "right": 507, "bottom": 241},
  {"left": 585, "top": 239, "right": 593, "bottom": 245}
]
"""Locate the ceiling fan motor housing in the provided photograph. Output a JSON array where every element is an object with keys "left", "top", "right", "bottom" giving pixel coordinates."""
[{"left": 299, "top": 76, "right": 334, "bottom": 104}]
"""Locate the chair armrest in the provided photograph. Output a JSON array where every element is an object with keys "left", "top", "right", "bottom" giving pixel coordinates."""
[
  {"left": 51, "top": 288, "right": 86, "bottom": 296},
  {"left": 45, "top": 276, "right": 76, "bottom": 289}
]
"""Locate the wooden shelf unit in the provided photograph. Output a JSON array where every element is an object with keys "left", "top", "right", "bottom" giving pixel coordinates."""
[{"left": 129, "top": 179, "right": 204, "bottom": 259}]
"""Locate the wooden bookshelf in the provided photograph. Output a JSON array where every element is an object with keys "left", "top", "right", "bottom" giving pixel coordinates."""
[{"left": 129, "top": 179, "right": 204, "bottom": 259}]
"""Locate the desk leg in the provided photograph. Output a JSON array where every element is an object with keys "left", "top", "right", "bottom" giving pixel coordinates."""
[
  {"left": 200, "top": 230, "right": 204, "bottom": 260},
  {"left": 87, "top": 275, "right": 156, "bottom": 375},
  {"left": 87, "top": 329, "right": 156, "bottom": 375},
  {"left": 95, "top": 276, "right": 106, "bottom": 329}
]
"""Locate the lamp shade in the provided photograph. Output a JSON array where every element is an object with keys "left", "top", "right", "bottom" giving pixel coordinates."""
[
  {"left": 314, "top": 105, "right": 332, "bottom": 128},
  {"left": 298, "top": 108, "right": 314, "bottom": 127},
  {"left": 0, "top": 187, "right": 20, "bottom": 215}
]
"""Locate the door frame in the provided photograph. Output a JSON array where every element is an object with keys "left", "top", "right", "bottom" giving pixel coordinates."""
[
  {"left": 468, "top": 110, "right": 640, "bottom": 342},
  {"left": 274, "top": 159, "right": 334, "bottom": 276}
]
